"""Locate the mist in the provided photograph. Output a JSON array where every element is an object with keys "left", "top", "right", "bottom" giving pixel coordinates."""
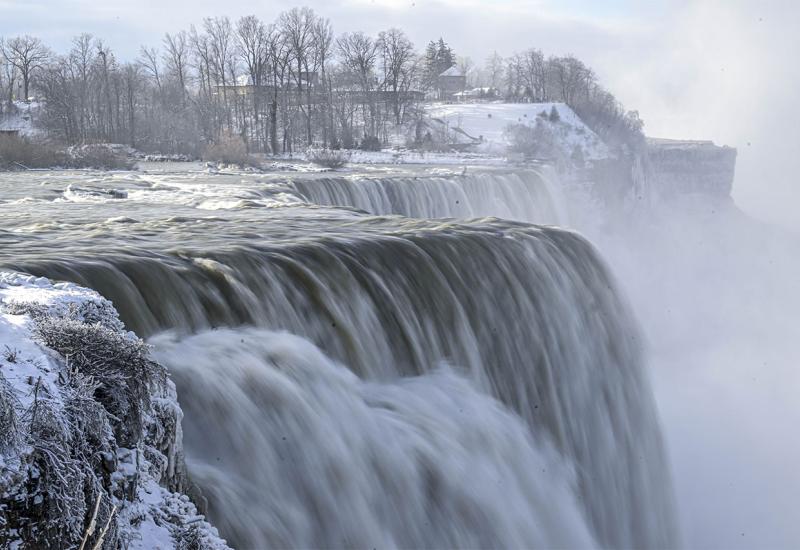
[
  {"left": 582, "top": 3, "right": 800, "bottom": 546},
  {"left": 2, "top": 1, "right": 798, "bottom": 548}
]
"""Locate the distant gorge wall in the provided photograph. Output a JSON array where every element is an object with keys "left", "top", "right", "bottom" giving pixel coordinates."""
[{"left": 645, "top": 138, "right": 737, "bottom": 199}]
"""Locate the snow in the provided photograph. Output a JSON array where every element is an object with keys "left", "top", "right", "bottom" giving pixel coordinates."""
[
  {"left": 0, "top": 102, "right": 41, "bottom": 137},
  {"left": 343, "top": 149, "right": 509, "bottom": 165},
  {"left": 439, "top": 65, "right": 465, "bottom": 77},
  {"left": 0, "top": 271, "right": 230, "bottom": 549},
  {"left": 425, "top": 102, "right": 610, "bottom": 159}
]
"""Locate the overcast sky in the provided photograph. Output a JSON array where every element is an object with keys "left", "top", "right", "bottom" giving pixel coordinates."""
[{"left": 2, "top": 0, "right": 797, "bottom": 227}]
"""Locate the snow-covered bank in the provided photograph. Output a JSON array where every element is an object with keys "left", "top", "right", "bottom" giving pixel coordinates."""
[
  {"left": 424, "top": 102, "right": 610, "bottom": 159},
  {"left": 0, "top": 272, "right": 228, "bottom": 549}
]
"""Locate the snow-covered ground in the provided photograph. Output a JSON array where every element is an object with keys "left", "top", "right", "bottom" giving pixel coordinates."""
[
  {"left": 0, "top": 272, "right": 229, "bottom": 549},
  {"left": 425, "top": 102, "right": 609, "bottom": 159},
  {"left": 0, "top": 102, "right": 41, "bottom": 138}
]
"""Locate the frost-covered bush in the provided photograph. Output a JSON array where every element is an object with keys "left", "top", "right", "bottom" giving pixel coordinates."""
[
  {"left": 33, "top": 317, "right": 164, "bottom": 447},
  {"left": 0, "top": 372, "right": 116, "bottom": 548},
  {"left": 0, "top": 374, "right": 20, "bottom": 451},
  {"left": 3, "top": 299, "right": 125, "bottom": 332},
  {"left": 64, "top": 144, "right": 136, "bottom": 170},
  {"left": 0, "top": 280, "right": 228, "bottom": 549},
  {"left": 306, "top": 148, "right": 350, "bottom": 169},
  {"left": 505, "top": 120, "right": 570, "bottom": 169},
  {"left": 203, "top": 134, "right": 260, "bottom": 168}
]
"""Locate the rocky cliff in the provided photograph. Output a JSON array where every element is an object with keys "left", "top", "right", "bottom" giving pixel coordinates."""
[
  {"left": 646, "top": 138, "right": 737, "bottom": 200},
  {"left": 0, "top": 273, "right": 228, "bottom": 549}
]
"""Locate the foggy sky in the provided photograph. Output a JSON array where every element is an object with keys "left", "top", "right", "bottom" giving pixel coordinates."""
[{"left": 2, "top": 0, "right": 797, "bottom": 229}]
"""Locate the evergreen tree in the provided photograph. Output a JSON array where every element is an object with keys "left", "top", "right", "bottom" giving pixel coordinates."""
[{"left": 436, "top": 38, "right": 455, "bottom": 71}]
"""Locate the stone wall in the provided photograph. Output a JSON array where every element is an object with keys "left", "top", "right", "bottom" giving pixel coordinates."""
[{"left": 646, "top": 138, "right": 737, "bottom": 199}]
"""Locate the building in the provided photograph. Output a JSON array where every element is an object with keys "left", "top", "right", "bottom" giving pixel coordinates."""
[{"left": 436, "top": 66, "right": 466, "bottom": 101}]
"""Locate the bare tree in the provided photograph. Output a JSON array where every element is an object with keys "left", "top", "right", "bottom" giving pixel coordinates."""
[
  {"left": 457, "top": 56, "right": 473, "bottom": 90},
  {"left": 511, "top": 49, "right": 548, "bottom": 102},
  {"left": 337, "top": 31, "right": 379, "bottom": 137},
  {"left": 69, "top": 34, "right": 95, "bottom": 140},
  {"left": 0, "top": 38, "right": 16, "bottom": 108},
  {"left": 95, "top": 40, "right": 116, "bottom": 139},
  {"left": 1, "top": 35, "right": 50, "bottom": 101},
  {"left": 163, "top": 31, "right": 190, "bottom": 105},
  {"left": 279, "top": 7, "right": 318, "bottom": 145},
  {"left": 485, "top": 51, "right": 505, "bottom": 92},
  {"left": 266, "top": 25, "right": 290, "bottom": 153},
  {"left": 378, "top": 28, "right": 416, "bottom": 124},
  {"left": 204, "top": 16, "right": 238, "bottom": 133},
  {"left": 312, "top": 16, "right": 334, "bottom": 146},
  {"left": 121, "top": 63, "right": 142, "bottom": 145},
  {"left": 138, "top": 46, "right": 162, "bottom": 93},
  {"left": 547, "top": 55, "right": 593, "bottom": 104},
  {"left": 236, "top": 15, "right": 269, "bottom": 150}
]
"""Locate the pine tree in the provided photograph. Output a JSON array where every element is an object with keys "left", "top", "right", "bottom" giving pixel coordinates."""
[
  {"left": 424, "top": 41, "right": 439, "bottom": 88},
  {"left": 437, "top": 38, "right": 455, "bottom": 71}
]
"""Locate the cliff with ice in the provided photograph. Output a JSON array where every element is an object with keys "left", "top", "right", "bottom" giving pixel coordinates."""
[
  {"left": 646, "top": 138, "right": 738, "bottom": 200},
  {"left": 0, "top": 272, "right": 228, "bottom": 549}
]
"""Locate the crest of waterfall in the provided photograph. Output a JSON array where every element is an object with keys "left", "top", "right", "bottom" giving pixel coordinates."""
[{"left": 291, "top": 168, "right": 568, "bottom": 224}]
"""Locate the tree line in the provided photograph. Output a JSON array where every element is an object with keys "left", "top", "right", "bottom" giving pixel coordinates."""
[{"left": 0, "top": 8, "right": 644, "bottom": 156}]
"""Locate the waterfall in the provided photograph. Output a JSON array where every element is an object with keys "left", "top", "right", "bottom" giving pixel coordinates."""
[
  {"left": 152, "top": 328, "right": 595, "bottom": 549},
  {"left": 7, "top": 214, "right": 678, "bottom": 548},
  {"left": 291, "top": 168, "right": 567, "bottom": 223}
]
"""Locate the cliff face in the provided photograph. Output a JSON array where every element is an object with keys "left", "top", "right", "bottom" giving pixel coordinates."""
[
  {"left": 646, "top": 138, "right": 737, "bottom": 200},
  {"left": 0, "top": 273, "right": 229, "bottom": 550}
]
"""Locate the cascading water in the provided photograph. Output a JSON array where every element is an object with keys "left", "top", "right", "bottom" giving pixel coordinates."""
[
  {"left": 0, "top": 166, "right": 677, "bottom": 549},
  {"left": 291, "top": 168, "right": 568, "bottom": 223},
  {"left": 152, "top": 328, "right": 595, "bottom": 549}
]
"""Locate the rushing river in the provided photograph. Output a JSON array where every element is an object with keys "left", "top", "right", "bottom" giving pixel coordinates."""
[{"left": 0, "top": 163, "right": 678, "bottom": 548}]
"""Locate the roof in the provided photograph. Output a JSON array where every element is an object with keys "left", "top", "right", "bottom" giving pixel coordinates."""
[{"left": 438, "top": 66, "right": 464, "bottom": 78}]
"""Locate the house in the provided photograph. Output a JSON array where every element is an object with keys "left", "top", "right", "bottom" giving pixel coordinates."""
[{"left": 437, "top": 66, "right": 466, "bottom": 101}]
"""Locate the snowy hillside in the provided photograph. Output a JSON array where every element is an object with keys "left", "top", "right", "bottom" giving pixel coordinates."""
[{"left": 425, "top": 102, "right": 609, "bottom": 159}]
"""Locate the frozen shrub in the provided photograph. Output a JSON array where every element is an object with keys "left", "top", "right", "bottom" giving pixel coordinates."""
[
  {"left": 0, "top": 374, "right": 20, "bottom": 451},
  {"left": 3, "top": 300, "right": 125, "bottom": 332},
  {"left": 0, "top": 375, "right": 120, "bottom": 549},
  {"left": 306, "top": 148, "right": 350, "bottom": 169},
  {"left": 203, "top": 134, "right": 260, "bottom": 168},
  {"left": 24, "top": 397, "right": 88, "bottom": 544},
  {"left": 65, "top": 144, "right": 136, "bottom": 170},
  {"left": 1, "top": 300, "right": 50, "bottom": 319},
  {"left": 176, "top": 524, "right": 205, "bottom": 550},
  {"left": 505, "top": 120, "right": 570, "bottom": 168},
  {"left": 33, "top": 317, "right": 165, "bottom": 447},
  {"left": 3, "top": 345, "right": 20, "bottom": 363}
]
